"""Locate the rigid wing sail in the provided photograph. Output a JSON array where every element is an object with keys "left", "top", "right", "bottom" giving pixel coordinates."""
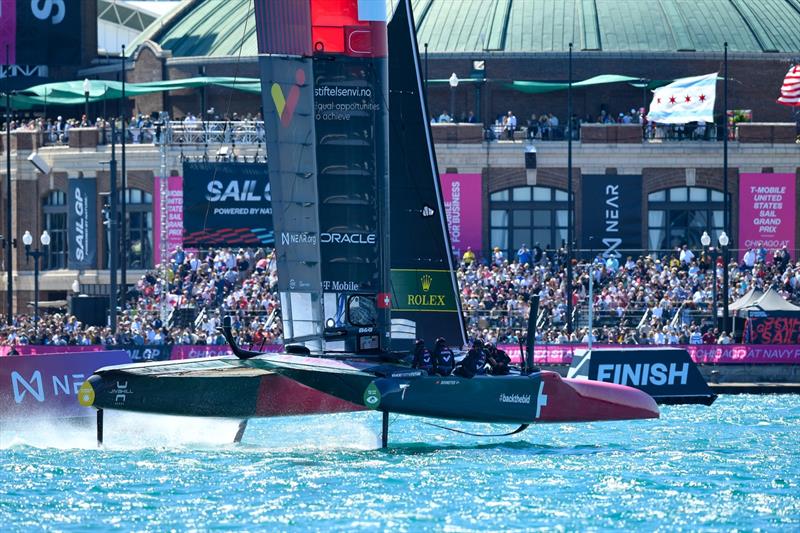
[{"left": 81, "top": 0, "right": 659, "bottom": 447}]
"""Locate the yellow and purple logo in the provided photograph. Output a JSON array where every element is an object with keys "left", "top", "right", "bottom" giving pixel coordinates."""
[{"left": 271, "top": 68, "right": 305, "bottom": 127}]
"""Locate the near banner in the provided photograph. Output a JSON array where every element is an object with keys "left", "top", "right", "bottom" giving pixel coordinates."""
[
  {"left": 67, "top": 178, "right": 97, "bottom": 269},
  {"left": 182, "top": 162, "right": 274, "bottom": 247},
  {"left": 580, "top": 174, "right": 643, "bottom": 256}
]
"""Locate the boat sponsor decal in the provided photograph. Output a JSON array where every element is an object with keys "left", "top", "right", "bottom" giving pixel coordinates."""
[
  {"left": 110, "top": 380, "right": 133, "bottom": 405},
  {"left": 322, "top": 280, "right": 361, "bottom": 292},
  {"left": 281, "top": 232, "right": 317, "bottom": 247},
  {"left": 435, "top": 380, "right": 459, "bottom": 386},
  {"left": 271, "top": 67, "right": 304, "bottom": 127},
  {"left": 77, "top": 381, "right": 94, "bottom": 407},
  {"left": 499, "top": 393, "right": 531, "bottom": 405},
  {"left": 363, "top": 382, "right": 381, "bottom": 409},
  {"left": 596, "top": 362, "right": 689, "bottom": 387},
  {"left": 288, "top": 278, "right": 313, "bottom": 290},
  {"left": 535, "top": 381, "right": 548, "bottom": 419},
  {"left": 390, "top": 270, "right": 458, "bottom": 312},
  {"left": 320, "top": 232, "right": 376, "bottom": 245}
]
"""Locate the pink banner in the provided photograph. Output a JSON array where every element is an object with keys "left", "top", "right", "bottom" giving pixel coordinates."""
[
  {"left": 0, "top": 0, "right": 16, "bottom": 65},
  {"left": 738, "top": 173, "right": 795, "bottom": 259},
  {"left": 498, "top": 344, "right": 800, "bottom": 365},
  {"left": 169, "top": 343, "right": 283, "bottom": 360},
  {"left": 153, "top": 176, "right": 184, "bottom": 267},
  {"left": 440, "top": 173, "right": 482, "bottom": 259},
  {"left": 0, "top": 351, "right": 130, "bottom": 419}
]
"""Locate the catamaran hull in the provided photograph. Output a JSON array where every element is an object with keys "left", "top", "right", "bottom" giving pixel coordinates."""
[
  {"left": 243, "top": 354, "right": 660, "bottom": 424},
  {"left": 81, "top": 357, "right": 361, "bottom": 417}
]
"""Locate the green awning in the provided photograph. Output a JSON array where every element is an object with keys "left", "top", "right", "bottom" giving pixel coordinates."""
[{"left": 3, "top": 76, "right": 262, "bottom": 110}]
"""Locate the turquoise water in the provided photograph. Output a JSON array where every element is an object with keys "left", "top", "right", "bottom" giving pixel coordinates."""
[{"left": 2, "top": 395, "right": 800, "bottom": 531}]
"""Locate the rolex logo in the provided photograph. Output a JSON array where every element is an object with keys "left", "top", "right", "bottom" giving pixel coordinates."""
[{"left": 420, "top": 274, "right": 432, "bottom": 292}]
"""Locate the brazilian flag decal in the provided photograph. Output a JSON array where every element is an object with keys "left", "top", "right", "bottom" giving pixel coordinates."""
[
  {"left": 390, "top": 269, "right": 458, "bottom": 312},
  {"left": 363, "top": 382, "right": 381, "bottom": 409}
]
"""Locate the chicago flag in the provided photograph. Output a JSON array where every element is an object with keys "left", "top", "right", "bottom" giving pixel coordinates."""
[{"left": 647, "top": 72, "right": 718, "bottom": 124}]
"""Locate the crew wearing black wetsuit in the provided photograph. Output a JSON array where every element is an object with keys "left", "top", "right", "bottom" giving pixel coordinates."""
[
  {"left": 411, "top": 339, "right": 435, "bottom": 375},
  {"left": 432, "top": 337, "right": 455, "bottom": 376},
  {"left": 454, "top": 339, "right": 488, "bottom": 378},
  {"left": 487, "top": 343, "right": 511, "bottom": 375}
]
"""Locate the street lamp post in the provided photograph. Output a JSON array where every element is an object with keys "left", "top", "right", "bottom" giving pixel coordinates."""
[
  {"left": 719, "top": 231, "right": 730, "bottom": 332},
  {"left": 448, "top": 73, "right": 459, "bottom": 122},
  {"left": 22, "top": 230, "right": 50, "bottom": 340},
  {"left": 83, "top": 78, "right": 90, "bottom": 125}
]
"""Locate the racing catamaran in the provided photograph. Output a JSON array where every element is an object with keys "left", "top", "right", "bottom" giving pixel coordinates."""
[{"left": 81, "top": 0, "right": 659, "bottom": 447}]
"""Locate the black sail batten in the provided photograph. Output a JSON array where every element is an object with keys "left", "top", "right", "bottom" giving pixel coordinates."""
[{"left": 387, "top": 0, "right": 468, "bottom": 348}]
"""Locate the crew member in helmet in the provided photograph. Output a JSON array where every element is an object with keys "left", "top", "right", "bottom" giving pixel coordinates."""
[
  {"left": 411, "top": 339, "right": 435, "bottom": 375},
  {"left": 487, "top": 343, "right": 511, "bottom": 375},
  {"left": 432, "top": 337, "right": 455, "bottom": 376},
  {"left": 454, "top": 339, "right": 488, "bottom": 378}
]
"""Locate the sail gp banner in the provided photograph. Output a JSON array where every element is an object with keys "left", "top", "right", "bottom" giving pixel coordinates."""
[
  {"left": 440, "top": 173, "right": 482, "bottom": 258},
  {"left": 0, "top": 351, "right": 129, "bottom": 419},
  {"left": 580, "top": 175, "right": 642, "bottom": 257},
  {"left": 67, "top": 178, "right": 97, "bottom": 269},
  {"left": 738, "top": 173, "right": 795, "bottom": 258},
  {"left": 182, "top": 162, "right": 274, "bottom": 247}
]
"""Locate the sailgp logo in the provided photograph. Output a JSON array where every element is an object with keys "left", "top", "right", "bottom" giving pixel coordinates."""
[{"left": 271, "top": 68, "right": 304, "bottom": 127}]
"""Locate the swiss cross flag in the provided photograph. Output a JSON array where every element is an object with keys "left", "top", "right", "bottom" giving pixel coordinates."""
[{"left": 377, "top": 293, "right": 392, "bottom": 308}]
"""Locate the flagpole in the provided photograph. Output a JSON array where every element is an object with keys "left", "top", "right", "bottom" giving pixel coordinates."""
[
  {"left": 566, "top": 42, "right": 573, "bottom": 336},
  {"left": 722, "top": 42, "right": 730, "bottom": 332}
]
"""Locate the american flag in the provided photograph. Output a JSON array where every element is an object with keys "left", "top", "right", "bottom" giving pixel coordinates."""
[{"left": 777, "top": 65, "right": 800, "bottom": 106}]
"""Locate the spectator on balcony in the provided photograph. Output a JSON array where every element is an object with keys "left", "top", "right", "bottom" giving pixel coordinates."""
[
  {"left": 466, "top": 110, "right": 477, "bottom": 123},
  {"left": 526, "top": 113, "right": 538, "bottom": 139},
  {"left": 547, "top": 113, "right": 560, "bottom": 139},
  {"left": 438, "top": 110, "right": 453, "bottom": 123},
  {"left": 504, "top": 110, "right": 517, "bottom": 140}
]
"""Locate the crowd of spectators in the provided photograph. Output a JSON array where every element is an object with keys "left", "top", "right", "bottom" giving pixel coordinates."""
[
  {"left": 0, "top": 246, "right": 281, "bottom": 348},
  {"left": 2, "top": 239, "right": 799, "bottom": 350},
  {"left": 459, "top": 241, "right": 799, "bottom": 346}
]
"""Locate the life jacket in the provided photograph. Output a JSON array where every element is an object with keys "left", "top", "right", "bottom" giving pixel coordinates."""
[
  {"left": 413, "top": 347, "right": 435, "bottom": 373},
  {"left": 434, "top": 346, "right": 455, "bottom": 375}
]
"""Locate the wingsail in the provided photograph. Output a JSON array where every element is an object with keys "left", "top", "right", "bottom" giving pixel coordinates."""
[
  {"left": 387, "top": 0, "right": 467, "bottom": 348},
  {"left": 257, "top": 0, "right": 391, "bottom": 352}
]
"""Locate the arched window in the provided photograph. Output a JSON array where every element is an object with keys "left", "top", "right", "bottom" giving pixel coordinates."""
[
  {"left": 42, "top": 190, "right": 68, "bottom": 270},
  {"left": 120, "top": 188, "right": 153, "bottom": 269},
  {"left": 647, "top": 187, "right": 726, "bottom": 250},
  {"left": 489, "top": 186, "right": 570, "bottom": 258}
]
